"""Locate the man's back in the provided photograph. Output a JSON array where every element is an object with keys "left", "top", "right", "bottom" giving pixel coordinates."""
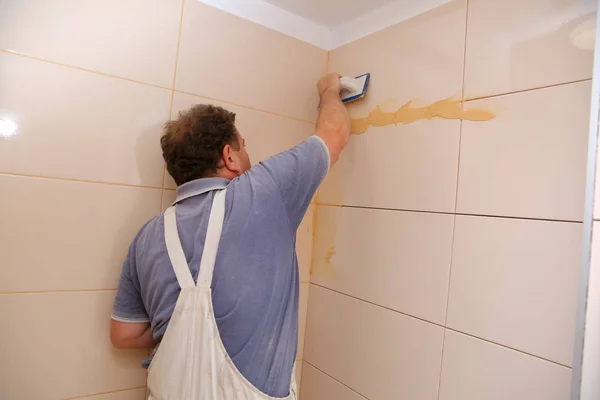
[{"left": 112, "top": 136, "right": 329, "bottom": 397}]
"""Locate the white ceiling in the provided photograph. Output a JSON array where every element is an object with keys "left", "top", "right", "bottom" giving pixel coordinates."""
[
  {"left": 199, "top": 0, "right": 451, "bottom": 50},
  {"left": 263, "top": 0, "right": 396, "bottom": 29}
]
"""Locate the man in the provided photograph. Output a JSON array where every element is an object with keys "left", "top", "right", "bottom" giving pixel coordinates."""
[{"left": 110, "top": 72, "right": 350, "bottom": 399}]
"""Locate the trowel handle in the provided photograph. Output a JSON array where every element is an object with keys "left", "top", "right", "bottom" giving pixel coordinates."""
[{"left": 340, "top": 76, "right": 362, "bottom": 93}]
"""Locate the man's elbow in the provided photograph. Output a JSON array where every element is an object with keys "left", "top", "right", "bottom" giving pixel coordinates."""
[
  {"left": 110, "top": 319, "right": 154, "bottom": 349},
  {"left": 110, "top": 319, "right": 139, "bottom": 349},
  {"left": 110, "top": 330, "right": 128, "bottom": 349}
]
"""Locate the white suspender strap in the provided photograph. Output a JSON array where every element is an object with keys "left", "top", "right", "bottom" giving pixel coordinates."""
[
  {"left": 196, "top": 189, "right": 227, "bottom": 288},
  {"left": 163, "top": 189, "right": 227, "bottom": 290},
  {"left": 163, "top": 206, "right": 196, "bottom": 289}
]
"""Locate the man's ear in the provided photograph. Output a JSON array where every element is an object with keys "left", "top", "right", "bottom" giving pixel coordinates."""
[{"left": 222, "top": 144, "right": 241, "bottom": 174}]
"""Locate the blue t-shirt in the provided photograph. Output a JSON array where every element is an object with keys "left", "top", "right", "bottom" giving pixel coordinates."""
[{"left": 112, "top": 136, "right": 330, "bottom": 397}]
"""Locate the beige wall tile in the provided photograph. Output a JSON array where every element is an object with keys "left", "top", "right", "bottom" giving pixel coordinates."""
[
  {"left": 447, "top": 216, "right": 581, "bottom": 366},
  {"left": 0, "top": 0, "right": 181, "bottom": 87},
  {"left": 439, "top": 330, "right": 571, "bottom": 400},
  {"left": 300, "top": 363, "right": 367, "bottom": 400},
  {"left": 464, "top": 0, "right": 595, "bottom": 98},
  {"left": 297, "top": 204, "right": 314, "bottom": 283},
  {"left": 304, "top": 285, "right": 444, "bottom": 400},
  {"left": 0, "top": 291, "right": 147, "bottom": 399},
  {"left": 78, "top": 388, "right": 147, "bottom": 400},
  {"left": 175, "top": 1, "right": 326, "bottom": 122},
  {"left": 321, "top": 1, "right": 466, "bottom": 213},
  {"left": 0, "top": 53, "right": 170, "bottom": 187},
  {"left": 298, "top": 283, "right": 310, "bottom": 359},
  {"left": 457, "top": 82, "right": 590, "bottom": 221},
  {"left": 0, "top": 175, "right": 160, "bottom": 292},
  {"left": 328, "top": 0, "right": 466, "bottom": 114},
  {"left": 318, "top": 119, "right": 460, "bottom": 212},
  {"left": 311, "top": 205, "right": 454, "bottom": 324}
]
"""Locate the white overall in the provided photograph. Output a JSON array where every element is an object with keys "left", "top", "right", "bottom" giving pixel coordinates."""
[{"left": 147, "top": 189, "right": 297, "bottom": 400}]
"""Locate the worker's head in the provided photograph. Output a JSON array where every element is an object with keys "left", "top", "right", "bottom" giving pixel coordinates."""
[{"left": 161, "top": 104, "right": 251, "bottom": 186}]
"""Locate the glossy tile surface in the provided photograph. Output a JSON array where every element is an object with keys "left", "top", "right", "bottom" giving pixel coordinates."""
[
  {"left": 0, "top": 175, "right": 161, "bottom": 292},
  {"left": 81, "top": 388, "right": 147, "bottom": 400},
  {"left": 311, "top": 205, "right": 454, "bottom": 324},
  {"left": 176, "top": 1, "right": 326, "bottom": 122},
  {"left": 328, "top": 0, "right": 466, "bottom": 113},
  {"left": 300, "top": 363, "right": 367, "bottom": 400},
  {"left": 318, "top": 119, "right": 460, "bottom": 212},
  {"left": 304, "top": 285, "right": 444, "bottom": 400},
  {"left": 166, "top": 92, "right": 315, "bottom": 189},
  {"left": 464, "top": 0, "right": 595, "bottom": 98},
  {"left": 0, "top": 53, "right": 170, "bottom": 187},
  {"left": 447, "top": 216, "right": 581, "bottom": 366},
  {"left": 0, "top": 0, "right": 181, "bottom": 87},
  {"left": 457, "top": 82, "right": 590, "bottom": 221},
  {"left": 439, "top": 330, "right": 572, "bottom": 400},
  {"left": 322, "top": 1, "right": 466, "bottom": 212},
  {"left": 0, "top": 291, "right": 147, "bottom": 399}
]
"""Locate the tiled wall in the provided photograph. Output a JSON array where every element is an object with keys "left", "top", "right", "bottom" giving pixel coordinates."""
[
  {"left": 302, "top": 0, "right": 595, "bottom": 399},
  {"left": 0, "top": 1, "right": 326, "bottom": 398}
]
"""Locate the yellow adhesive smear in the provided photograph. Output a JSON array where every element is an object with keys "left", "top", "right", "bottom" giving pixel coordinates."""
[
  {"left": 325, "top": 244, "right": 336, "bottom": 265},
  {"left": 351, "top": 98, "right": 496, "bottom": 135}
]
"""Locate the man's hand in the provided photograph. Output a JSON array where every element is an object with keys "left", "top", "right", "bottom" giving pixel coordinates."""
[
  {"left": 315, "top": 72, "right": 350, "bottom": 166},
  {"left": 317, "top": 72, "right": 342, "bottom": 97}
]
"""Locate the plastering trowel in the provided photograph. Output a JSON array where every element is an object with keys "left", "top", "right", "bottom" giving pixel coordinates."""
[{"left": 340, "top": 73, "right": 370, "bottom": 103}]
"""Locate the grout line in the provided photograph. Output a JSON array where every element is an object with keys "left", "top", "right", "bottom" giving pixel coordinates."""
[
  {"left": 160, "top": 0, "right": 186, "bottom": 206},
  {"left": 175, "top": 89, "right": 317, "bottom": 125},
  {"left": 436, "top": 4, "right": 470, "bottom": 397},
  {"left": 0, "top": 171, "right": 162, "bottom": 190},
  {"left": 64, "top": 386, "right": 146, "bottom": 400},
  {"left": 171, "top": 0, "right": 186, "bottom": 93},
  {"left": 0, "top": 49, "right": 171, "bottom": 91},
  {"left": 438, "top": 214, "right": 457, "bottom": 397},
  {"left": 448, "top": 328, "right": 572, "bottom": 369},
  {"left": 455, "top": 0, "right": 469, "bottom": 215},
  {"left": 0, "top": 47, "right": 317, "bottom": 126},
  {"left": 311, "top": 283, "right": 572, "bottom": 370},
  {"left": 465, "top": 78, "right": 592, "bottom": 102},
  {"left": 436, "top": 329, "right": 448, "bottom": 400},
  {"left": 303, "top": 360, "right": 369, "bottom": 400},
  {"left": 0, "top": 288, "right": 117, "bottom": 295},
  {"left": 311, "top": 282, "right": 447, "bottom": 327},
  {"left": 315, "top": 202, "right": 583, "bottom": 224}
]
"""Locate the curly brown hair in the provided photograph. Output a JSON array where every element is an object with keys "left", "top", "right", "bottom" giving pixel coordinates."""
[{"left": 161, "top": 104, "right": 238, "bottom": 186}]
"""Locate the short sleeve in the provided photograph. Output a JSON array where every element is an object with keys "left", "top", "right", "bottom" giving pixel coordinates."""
[
  {"left": 254, "top": 136, "right": 330, "bottom": 229},
  {"left": 111, "top": 241, "right": 150, "bottom": 323}
]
